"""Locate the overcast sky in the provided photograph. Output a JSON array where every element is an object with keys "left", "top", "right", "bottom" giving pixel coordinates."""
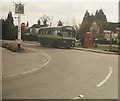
[{"left": 0, "top": 0, "right": 119, "bottom": 27}]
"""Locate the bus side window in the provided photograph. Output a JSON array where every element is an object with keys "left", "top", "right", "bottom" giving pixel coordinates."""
[
  {"left": 69, "top": 31, "right": 72, "bottom": 37},
  {"left": 46, "top": 30, "right": 48, "bottom": 34},
  {"left": 57, "top": 30, "right": 62, "bottom": 36},
  {"left": 54, "top": 30, "right": 58, "bottom": 36},
  {"left": 48, "top": 31, "right": 51, "bottom": 35},
  {"left": 39, "top": 30, "right": 43, "bottom": 34},
  {"left": 39, "top": 30, "right": 40, "bottom": 34},
  {"left": 44, "top": 30, "right": 47, "bottom": 34}
]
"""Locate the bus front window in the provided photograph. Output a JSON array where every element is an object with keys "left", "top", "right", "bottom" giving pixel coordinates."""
[{"left": 62, "top": 30, "right": 73, "bottom": 37}]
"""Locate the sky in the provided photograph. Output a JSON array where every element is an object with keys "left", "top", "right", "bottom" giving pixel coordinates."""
[{"left": 0, "top": 0, "right": 119, "bottom": 27}]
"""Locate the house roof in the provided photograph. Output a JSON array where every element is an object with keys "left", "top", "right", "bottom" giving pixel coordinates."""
[{"left": 104, "top": 22, "right": 120, "bottom": 32}]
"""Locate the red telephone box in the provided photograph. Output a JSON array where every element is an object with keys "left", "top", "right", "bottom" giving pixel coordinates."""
[{"left": 84, "top": 32, "right": 93, "bottom": 48}]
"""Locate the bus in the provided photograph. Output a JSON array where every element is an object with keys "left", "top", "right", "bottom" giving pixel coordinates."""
[{"left": 38, "top": 26, "right": 76, "bottom": 48}]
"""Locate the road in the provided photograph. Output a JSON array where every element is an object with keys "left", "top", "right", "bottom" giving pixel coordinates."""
[{"left": 2, "top": 43, "right": 118, "bottom": 99}]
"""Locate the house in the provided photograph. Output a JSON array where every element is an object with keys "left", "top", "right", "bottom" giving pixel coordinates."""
[
  {"left": 29, "top": 20, "right": 48, "bottom": 35},
  {"left": 103, "top": 22, "right": 120, "bottom": 44},
  {"left": 29, "top": 24, "right": 41, "bottom": 35},
  {"left": 104, "top": 22, "right": 120, "bottom": 32}
]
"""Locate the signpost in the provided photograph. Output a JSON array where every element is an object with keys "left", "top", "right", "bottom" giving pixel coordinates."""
[
  {"left": 15, "top": 3, "right": 24, "bottom": 51},
  {"left": 109, "top": 31, "right": 112, "bottom": 51}
]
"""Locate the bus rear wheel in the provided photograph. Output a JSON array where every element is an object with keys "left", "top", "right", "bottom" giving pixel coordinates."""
[
  {"left": 65, "top": 46, "right": 70, "bottom": 49},
  {"left": 41, "top": 41, "right": 46, "bottom": 46}
]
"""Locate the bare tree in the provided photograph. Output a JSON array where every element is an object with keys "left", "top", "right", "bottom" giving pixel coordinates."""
[
  {"left": 40, "top": 15, "right": 54, "bottom": 27},
  {"left": 40, "top": 14, "right": 50, "bottom": 26},
  {"left": 49, "top": 16, "right": 53, "bottom": 27},
  {"left": 65, "top": 19, "right": 70, "bottom": 26},
  {"left": 72, "top": 18, "right": 76, "bottom": 27}
]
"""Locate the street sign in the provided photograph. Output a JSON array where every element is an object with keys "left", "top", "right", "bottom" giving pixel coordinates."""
[{"left": 15, "top": 3, "right": 24, "bottom": 14}]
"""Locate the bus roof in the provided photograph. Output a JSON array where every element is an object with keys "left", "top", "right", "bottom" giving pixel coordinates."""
[{"left": 39, "top": 26, "right": 74, "bottom": 30}]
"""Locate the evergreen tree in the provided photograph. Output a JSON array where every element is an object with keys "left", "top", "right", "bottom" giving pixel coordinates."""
[
  {"left": 3, "top": 12, "right": 17, "bottom": 39},
  {"left": 6, "top": 12, "right": 14, "bottom": 27},
  {"left": 83, "top": 10, "right": 91, "bottom": 22},
  {"left": 94, "top": 9, "right": 107, "bottom": 39},
  {"left": 95, "top": 9, "right": 107, "bottom": 22},
  {"left": 78, "top": 9, "right": 108, "bottom": 47},
  {"left": 90, "top": 13, "right": 95, "bottom": 21}
]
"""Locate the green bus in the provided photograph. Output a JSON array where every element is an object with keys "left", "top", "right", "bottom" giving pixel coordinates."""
[{"left": 38, "top": 26, "right": 76, "bottom": 48}]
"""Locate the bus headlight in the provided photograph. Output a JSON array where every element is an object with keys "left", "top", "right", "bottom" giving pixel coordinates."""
[
  {"left": 63, "top": 40, "right": 66, "bottom": 43},
  {"left": 72, "top": 41, "right": 75, "bottom": 43}
]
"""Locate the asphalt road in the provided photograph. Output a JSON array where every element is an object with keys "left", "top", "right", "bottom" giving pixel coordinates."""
[{"left": 2, "top": 43, "right": 118, "bottom": 99}]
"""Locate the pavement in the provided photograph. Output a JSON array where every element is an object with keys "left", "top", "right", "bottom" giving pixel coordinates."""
[
  {"left": 2, "top": 46, "right": 50, "bottom": 78},
  {"left": 72, "top": 47, "right": 119, "bottom": 55}
]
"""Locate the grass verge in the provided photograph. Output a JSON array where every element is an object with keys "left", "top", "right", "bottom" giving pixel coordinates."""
[{"left": 75, "top": 43, "right": 120, "bottom": 54}]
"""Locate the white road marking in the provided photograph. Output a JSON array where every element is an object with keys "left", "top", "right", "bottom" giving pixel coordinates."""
[
  {"left": 72, "top": 94, "right": 84, "bottom": 100},
  {"left": 3, "top": 48, "right": 51, "bottom": 78},
  {"left": 96, "top": 66, "right": 112, "bottom": 87}
]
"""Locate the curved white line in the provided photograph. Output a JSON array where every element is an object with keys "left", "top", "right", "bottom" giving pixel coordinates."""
[
  {"left": 96, "top": 66, "right": 112, "bottom": 87},
  {"left": 3, "top": 48, "right": 51, "bottom": 78},
  {"left": 72, "top": 94, "right": 84, "bottom": 100}
]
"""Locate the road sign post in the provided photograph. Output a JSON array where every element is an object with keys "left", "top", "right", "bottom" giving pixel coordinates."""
[
  {"left": 17, "top": 14, "right": 21, "bottom": 51},
  {"left": 15, "top": 3, "right": 24, "bottom": 51},
  {"left": 109, "top": 32, "right": 112, "bottom": 51}
]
